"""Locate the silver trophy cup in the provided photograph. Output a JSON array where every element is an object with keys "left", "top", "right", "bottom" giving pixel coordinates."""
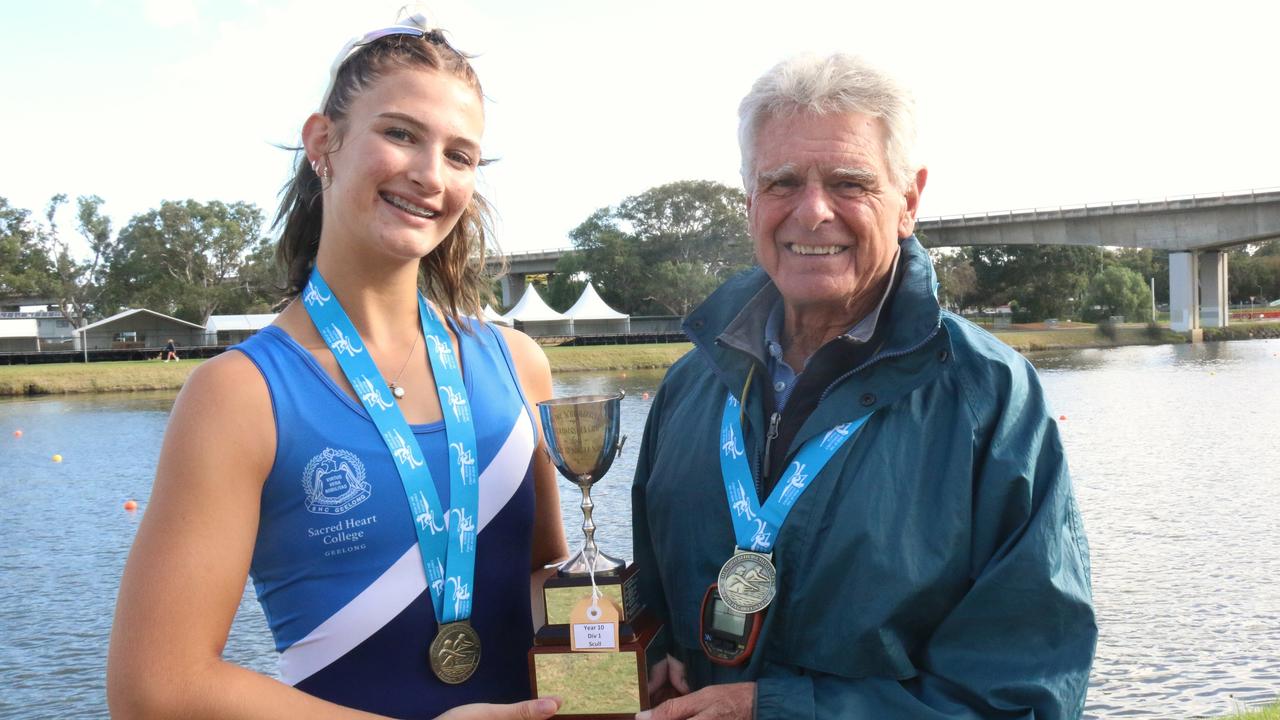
[{"left": 538, "top": 392, "right": 627, "bottom": 577}]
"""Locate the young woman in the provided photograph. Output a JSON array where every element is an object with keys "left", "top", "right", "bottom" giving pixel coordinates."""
[{"left": 108, "top": 16, "right": 566, "bottom": 720}]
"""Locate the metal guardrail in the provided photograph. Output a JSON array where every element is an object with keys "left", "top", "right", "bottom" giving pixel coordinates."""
[
  {"left": 916, "top": 186, "right": 1280, "bottom": 227},
  {"left": 0, "top": 311, "right": 67, "bottom": 319}
]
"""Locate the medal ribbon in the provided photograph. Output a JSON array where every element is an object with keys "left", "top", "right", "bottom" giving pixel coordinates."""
[
  {"left": 303, "top": 269, "right": 479, "bottom": 625},
  {"left": 719, "top": 393, "right": 869, "bottom": 553}
]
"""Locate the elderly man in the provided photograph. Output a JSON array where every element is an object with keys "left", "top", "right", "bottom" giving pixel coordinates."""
[{"left": 632, "top": 54, "right": 1096, "bottom": 720}]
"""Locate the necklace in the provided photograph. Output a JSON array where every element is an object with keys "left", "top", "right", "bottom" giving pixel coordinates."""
[{"left": 386, "top": 333, "right": 421, "bottom": 400}]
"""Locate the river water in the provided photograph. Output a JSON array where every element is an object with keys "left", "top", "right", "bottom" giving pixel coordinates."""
[{"left": 1, "top": 340, "right": 1277, "bottom": 718}]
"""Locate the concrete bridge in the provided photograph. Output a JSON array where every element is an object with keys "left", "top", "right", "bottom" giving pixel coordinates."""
[
  {"left": 487, "top": 249, "right": 564, "bottom": 306},
  {"left": 489, "top": 188, "right": 1280, "bottom": 332},
  {"left": 916, "top": 188, "right": 1280, "bottom": 332}
]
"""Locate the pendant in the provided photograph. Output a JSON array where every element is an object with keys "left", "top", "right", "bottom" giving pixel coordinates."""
[
  {"left": 391, "top": 384, "right": 406, "bottom": 399},
  {"left": 429, "top": 620, "right": 481, "bottom": 684},
  {"left": 717, "top": 550, "right": 776, "bottom": 614}
]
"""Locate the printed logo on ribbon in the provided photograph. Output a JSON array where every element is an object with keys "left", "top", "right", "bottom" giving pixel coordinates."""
[
  {"left": 449, "top": 507, "right": 477, "bottom": 553},
  {"left": 353, "top": 374, "right": 395, "bottom": 410},
  {"left": 427, "top": 334, "right": 457, "bottom": 370},
  {"left": 322, "top": 323, "right": 364, "bottom": 357},
  {"left": 820, "top": 423, "right": 854, "bottom": 451},
  {"left": 439, "top": 385, "right": 472, "bottom": 423},
  {"left": 302, "top": 447, "right": 372, "bottom": 515},
  {"left": 410, "top": 490, "right": 447, "bottom": 535},
  {"left": 428, "top": 557, "right": 446, "bottom": 595},
  {"left": 451, "top": 442, "right": 477, "bottom": 486},
  {"left": 750, "top": 519, "right": 773, "bottom": 551},
  {"left": 303, "top": 282, "right": 331, "bottom": 307},
  {"left": 728, "top": 480, "right": 757, "bottom": 521},
  {"left": 721, "top": 424, "right": 745, "bottom": 459},
  {"left": 778, "top": 461, "right": 811, "bottom": 506},
  {"left": 384, "top": 428, "right": 425, "bottom": 469},
  {"left": 447, "top": 575, "right": 472, "bottom": 617}
]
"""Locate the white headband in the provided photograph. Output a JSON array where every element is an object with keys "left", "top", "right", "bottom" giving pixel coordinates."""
[{"left": 318, "top": 13, "right": 438, "bottom": 112}]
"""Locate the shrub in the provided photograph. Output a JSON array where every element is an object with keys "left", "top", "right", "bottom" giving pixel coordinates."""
[{"left": 1096, "top": 319, "right": 1119, "bottom": 341}]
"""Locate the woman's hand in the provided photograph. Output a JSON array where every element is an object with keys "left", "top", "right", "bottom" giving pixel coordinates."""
[{"left": 438, "top": 697, "right": 561, "bottom": 719}]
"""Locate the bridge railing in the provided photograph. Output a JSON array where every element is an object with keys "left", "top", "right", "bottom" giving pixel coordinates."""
[{"left": 917, "top": 186, "right": 1280, "bottom": 227}]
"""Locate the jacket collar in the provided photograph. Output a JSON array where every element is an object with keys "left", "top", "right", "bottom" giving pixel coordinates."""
[{"left": 683, "top": 235, "right": 942, "bottom": 389}]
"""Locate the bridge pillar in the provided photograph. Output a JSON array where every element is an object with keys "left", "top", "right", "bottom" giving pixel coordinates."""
[
  {"left": 500, "top": 273, "right": 527, "bottom": 307},
  {"left": 1168, "top": 252, "right": 1199, "bottom": 332},
  {"left": 1197, "top": 251, "right": 1229, "bottom": 328}
]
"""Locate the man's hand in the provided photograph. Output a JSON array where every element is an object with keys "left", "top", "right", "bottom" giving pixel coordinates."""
[
  {"left": 437, "top": 696, "right": 561, "bottom": 719},
  {"left": 648, "top": 654, "right": 691, "bottom": 705},
  {"left": 637, "top": 682, "right": 754, "bottom": 720}
]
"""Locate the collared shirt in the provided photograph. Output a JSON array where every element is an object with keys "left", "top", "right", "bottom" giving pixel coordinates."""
[{"left": 763, "top": 247, "right": 900, "bottom": 413}]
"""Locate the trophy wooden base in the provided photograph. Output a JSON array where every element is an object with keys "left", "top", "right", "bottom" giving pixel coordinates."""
[
  {"left": 541, "top": 562, "right": 644, "bottom": 627},
  {"left": 529, "top": 611, "right": 661, "bottom": 719}
]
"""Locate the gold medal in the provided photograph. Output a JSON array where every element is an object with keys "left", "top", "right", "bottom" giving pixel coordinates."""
[
  {"left": 717, "top": 550, "right": 776, "bottom": 614},
  {"left": 429, "top": 620, "right": 481, "bottom": 684}
]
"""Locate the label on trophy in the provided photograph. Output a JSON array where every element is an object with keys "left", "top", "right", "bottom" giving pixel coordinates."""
[{"left": 570, "top": 595, "right": 620, "bottom": 652}]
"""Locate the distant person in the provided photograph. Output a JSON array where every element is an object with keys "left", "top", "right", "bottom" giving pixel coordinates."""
[
  {"left": 162, "top": 338, "right": 179, "bottom": 362},
  {"left": 109, "top": 14, "right": 566, "bottom": 720},
  {"left": 633, "top": 54, "right": 1096, "bottom": 719}
]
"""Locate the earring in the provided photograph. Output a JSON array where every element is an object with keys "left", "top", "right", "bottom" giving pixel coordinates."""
[{"left": 311, "top": 160, "right": 329, "bottom": 179}]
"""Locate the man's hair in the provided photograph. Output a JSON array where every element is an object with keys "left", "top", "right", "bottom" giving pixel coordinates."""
[{"left": 737, "top": 53, "right": 918, "bottom": 193}]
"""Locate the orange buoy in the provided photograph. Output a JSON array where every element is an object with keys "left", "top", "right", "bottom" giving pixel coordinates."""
[
  {"left": 12, "top": 430, "right": 21, "bottom": 438},
  {"left": 123, "top": 500, "right": 138, "bottom": 511},
  {"left": 51, "top": 454, "right": 63, "bottom": 463},
  {"left": 1058, "top": 415, "right": 1067, "bottom": 421}
]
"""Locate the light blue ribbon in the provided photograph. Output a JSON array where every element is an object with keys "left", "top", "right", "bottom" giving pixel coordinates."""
[
  {"left": 719, "top": 393, "right": 869, "bottom": 553},
  {"left": 303, "top": 269, "right": 479, "bottom": 625}
]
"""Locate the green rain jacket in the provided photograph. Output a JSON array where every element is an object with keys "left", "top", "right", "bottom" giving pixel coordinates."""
[{"left": 632, "top": 237, "right": 1096, "bottom": 719}]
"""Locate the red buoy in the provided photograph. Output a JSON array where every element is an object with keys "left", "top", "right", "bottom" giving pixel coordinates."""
[{"left": 124, "top": 500, "right": 139, "bottom": 511}]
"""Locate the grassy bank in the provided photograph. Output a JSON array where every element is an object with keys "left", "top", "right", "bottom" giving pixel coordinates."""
[
  {"left": 4, "top": 322, "right": 1277, "bottom": 396},
  {"left": 0, "top": 360, "right": 200, "bottom": 396},
  {"left": 543, "top": 342, "right": 692, "bottom": 372},
  {"left": 995, "top": 325, "right": 1186, "bottom": 352},
  {"left": 1231, "top": 701, "right": 1280, "bottom": 719},
  {"left": 0, "top": 345, "right": 698, "bottom": 396}
]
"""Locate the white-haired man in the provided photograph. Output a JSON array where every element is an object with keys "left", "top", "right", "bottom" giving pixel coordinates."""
[{"left": 632, "top": 54, "right": 1096, "bottom": 719}]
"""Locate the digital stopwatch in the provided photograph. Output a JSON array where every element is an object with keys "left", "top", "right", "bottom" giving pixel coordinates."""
[{"left": 699, "top": 583, "right": 763, "bottom": 666}]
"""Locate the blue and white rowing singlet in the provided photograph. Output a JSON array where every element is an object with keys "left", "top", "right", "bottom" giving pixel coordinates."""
[{"left": 234, "top": 318, "right": 537, "bottom": 718}]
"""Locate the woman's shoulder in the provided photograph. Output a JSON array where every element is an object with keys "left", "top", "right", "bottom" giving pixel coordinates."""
[
  {"left": 181, "top": 351, "right": 273, "bottom": 418},
  {"left": 491, "top": 324, "right": 549, "bottom": 374}
]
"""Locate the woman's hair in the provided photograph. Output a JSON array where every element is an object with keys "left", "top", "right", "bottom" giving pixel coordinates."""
[
  {"left": 274, "top": 25, "right": 503, "bottom": 321},
  {"left": 737, "top": 53, "right": 918, "bottom": 194}
]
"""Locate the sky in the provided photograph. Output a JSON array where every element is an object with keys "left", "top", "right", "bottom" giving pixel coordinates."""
[{"left": 4, "top": 0, "right": 1280, "bottom": 258}]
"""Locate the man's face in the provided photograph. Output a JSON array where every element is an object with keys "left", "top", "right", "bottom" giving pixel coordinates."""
[{"left": 747, "top": 111, "right": 923, "bottom": 319}]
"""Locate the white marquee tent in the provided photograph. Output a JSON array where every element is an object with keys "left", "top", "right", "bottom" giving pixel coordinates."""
[
  {"left": 562, "top": 282, "right": 630, "bottom": 335},
  {"left": 499, "top": 285, "right": 572, "bottom": 337},
  {"left": 482, "top": 304, "right": 512, "bottom": 326}
]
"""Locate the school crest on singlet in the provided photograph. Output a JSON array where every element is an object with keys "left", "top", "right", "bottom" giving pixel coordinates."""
[{"left": 302, "top": 447, "right": 372, "bottom": 515}]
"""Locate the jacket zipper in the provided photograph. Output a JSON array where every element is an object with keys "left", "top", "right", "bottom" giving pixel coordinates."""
[
  {"left": 817, "top": 323, "right": 942, "bottom": 405},
  {"left": 759, "top": 411, "right": 781, "bottom": 494}
]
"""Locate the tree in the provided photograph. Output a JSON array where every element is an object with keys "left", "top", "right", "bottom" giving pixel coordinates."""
[
  {"left": 968, "top": 245, "right": 1094, "bottom": 320},
  {"left": 0, "top": 197, "right": 54, "bottom": 297},
  {"left": 930, "top": 249, "right": 977, "bottom": 311},
  {"left": 40, "top": 194, "right": 118, "bottom": 326},
  {"left": 1228, "top": 247, "right": 1280, "bottom": 305},
  {"left": 561, "top": 181, "right": 754, "bottom": 315},
  {"left": 1084, "top": 266, "right": 1151, "bottom": 321},
  {"left": 106, "top": 200, "right": 265, "bottom": 323}
]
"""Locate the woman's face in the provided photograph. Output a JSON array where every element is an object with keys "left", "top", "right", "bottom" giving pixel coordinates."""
[{"left": 310, "top": 67, "right": 484, "bottom": 265}]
